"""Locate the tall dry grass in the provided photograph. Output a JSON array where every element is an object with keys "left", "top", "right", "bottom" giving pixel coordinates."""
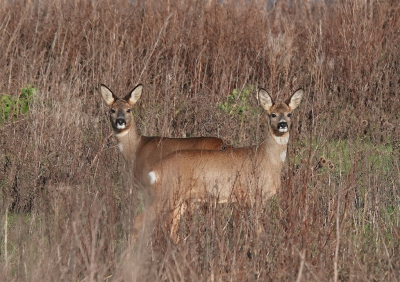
[{"left": 0, "top": 0, "right": 399, "bottom": 281}]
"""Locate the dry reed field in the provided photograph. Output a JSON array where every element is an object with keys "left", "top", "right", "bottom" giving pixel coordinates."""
[{"left": 0, "top": 0, "right": 399, "bottom": 281}]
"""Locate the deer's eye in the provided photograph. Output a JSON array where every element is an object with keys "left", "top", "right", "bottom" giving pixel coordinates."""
[
  {"left": 127, "top": 109, "right": 131, "bottom": 113},
  {"left": 287, "top": 113, "right": 291, "bottom": 117},
  {"left": 110, "top": 109, "right": 116, "bottom": 114},
  {"left": 271, "top": 113, "right": 277, "bottom": 118}
]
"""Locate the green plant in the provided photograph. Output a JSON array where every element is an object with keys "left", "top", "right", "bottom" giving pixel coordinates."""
[
  {"left": 0, "top": 85, "right": 36, "bottom": 123},
  {"left": 219, "top": 85, "right": 255, "bottom": 121}
]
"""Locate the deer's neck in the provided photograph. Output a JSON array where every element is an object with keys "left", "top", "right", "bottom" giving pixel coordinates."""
[
  {"left": 114, "top": 125, "right": 140, "bottom": 166},
  {"left": 260, "top": 127, "right": 289, "bottom": 165}
]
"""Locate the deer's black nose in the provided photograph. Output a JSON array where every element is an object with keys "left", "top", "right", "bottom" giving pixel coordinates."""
[
  {"left": 278, "top": 122, "right": 288, "bottom": 130},
  {"left": 116, "top": 118, "right": 126, "bottom": 126}
]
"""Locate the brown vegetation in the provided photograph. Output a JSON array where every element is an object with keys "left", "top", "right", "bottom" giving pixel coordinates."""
[{"left": 0, "top": 0, "right": 399, "bottom": 281}]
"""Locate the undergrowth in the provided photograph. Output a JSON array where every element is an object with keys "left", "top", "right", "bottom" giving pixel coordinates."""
[{"left": 0, "top": 0, "right": 399, "bottom": 281}]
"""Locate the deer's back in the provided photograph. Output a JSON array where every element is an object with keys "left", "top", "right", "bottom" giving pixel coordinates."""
[
  {"left": 152, "top": 145, "right": 281, "bottom": 201},
  {"left": 134, "top": 136, "right": 224, "bottom": 187}
]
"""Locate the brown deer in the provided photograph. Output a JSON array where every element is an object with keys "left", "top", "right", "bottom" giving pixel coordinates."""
[
  {"left": 146, "top": 88, "right": 303, "bottom": 241},
  {"left": 100, "top": 84, "right": 225, "bottom": 188}
]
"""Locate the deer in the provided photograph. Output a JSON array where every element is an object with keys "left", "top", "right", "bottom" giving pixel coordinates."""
[
  {"left": 100, "top": 84, "right": 225, "bottom": 187},
  {"left": 145, "top": 88, "right": 303, "bottom": 242},
  {"left": 100, "top": 84, "right": 225, "bottom": 240}
]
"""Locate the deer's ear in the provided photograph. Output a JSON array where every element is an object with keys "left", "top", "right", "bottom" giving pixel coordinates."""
[
  {"left": 287, "top": 89, "right": 303, "bottom": 110},
  {"left": 125, "top": 84, "right": 143, "bottom": 106},
  {"left": 100, "top": 84, "right": 117, "bottom": 106},
  {"left": 258, "top": 88, "right": 273, "bottom": 113}
]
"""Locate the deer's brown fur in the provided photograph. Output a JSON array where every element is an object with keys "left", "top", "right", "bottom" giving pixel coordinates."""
[
  {"left": 146, "top": 88, "right": 304, "bottom": 241},
  {"left": 101, "top": 84, "right": 225, "bottom": 188}
]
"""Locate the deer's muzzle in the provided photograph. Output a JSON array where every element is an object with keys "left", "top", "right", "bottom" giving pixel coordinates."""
[
  {"left": 277, "top": 122, "right": 288, "bottom": 132},
  {"left": 116, "top": 118, "right": 126, "bottom": 129}
]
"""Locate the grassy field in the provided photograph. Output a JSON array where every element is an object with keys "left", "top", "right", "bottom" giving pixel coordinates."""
[{"left": 0, "top": 0, "right": 399, "bottom": 281}]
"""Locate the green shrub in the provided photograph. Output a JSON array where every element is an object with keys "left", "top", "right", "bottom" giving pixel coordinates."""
[
  {"left": 0, "top": 85, "right": 36, "bottom": 123},
  {"left": 219, "top": 85, "right": 255, "bottom": 121}
]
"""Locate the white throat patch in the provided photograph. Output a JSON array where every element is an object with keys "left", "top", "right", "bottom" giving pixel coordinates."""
[
  {"left": 280, "top": 151, "right": 287, "bottom": 162},
  {"left": 273, "top": 134, "right": 289, "bottom": 145},
  {"left": 118, "top": 143, "right": 123, "bottom": 152},
  {"left": 115, "top": 130, "right": 129, "bottom": 138}
]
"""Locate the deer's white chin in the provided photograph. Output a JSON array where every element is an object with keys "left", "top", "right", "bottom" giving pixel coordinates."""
[
  {"left": 278, "top": 128, "right": 288, "bottom": 133},
  {"left": 116, "top": 124, "right": 126, "bottom": 130}
]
